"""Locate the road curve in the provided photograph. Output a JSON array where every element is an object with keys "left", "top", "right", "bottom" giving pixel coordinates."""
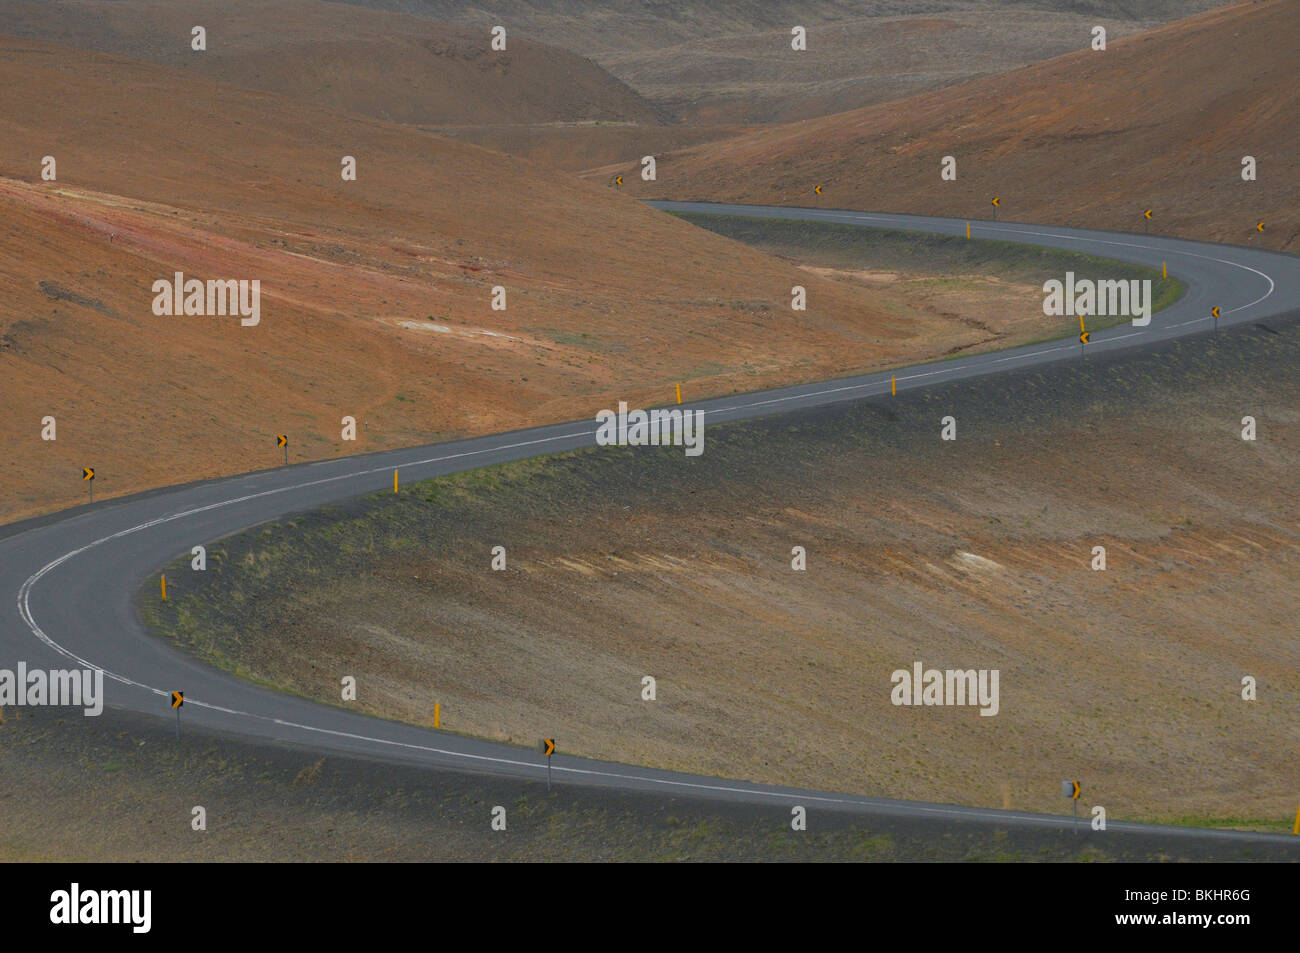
[{"left": 4, "top": 203, "right": 1299, "bottom": 844}]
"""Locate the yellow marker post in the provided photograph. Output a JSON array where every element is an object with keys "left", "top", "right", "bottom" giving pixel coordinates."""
[
  {"left": 1293, "top": 804, "right": 1299, "bottom": 835},
  {"left": 160, "top": 575, "right": 167, "bottom": 601},
  {"left": 965, "top": 222, "right": 970, "bottom": 240},
  {"left": 394, "top": 469, "right": 399, "bottom": 493},
  {"left": 435, "top": 702, "right": 440, "bottom": 729},
  {"left": 1162, "top": 261, "right": 1167, "bottom": 280},
  {"left": 675, "top": 383, "right": 682, "bottom": 405},
  {"left": 891, "top": 376, "right": 896, "bottom": 396}
]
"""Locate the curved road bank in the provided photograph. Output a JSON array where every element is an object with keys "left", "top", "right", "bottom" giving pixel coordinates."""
[{"left": 4, "top": 205, "right": 1300, "bottom": 845}]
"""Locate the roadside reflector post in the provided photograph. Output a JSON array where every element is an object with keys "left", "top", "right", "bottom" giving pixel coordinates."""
[
  {"left": 1293, "top": 804, "right": 1299, "bottom": 835},
  {"left": 434, "top": 701, "right": 440, "bottom": 729},
  {"left": 394, "top": 469, "right": 399, "bottom": 493},
  {"left": 161, "top": 575, "right": 167, "bottom": 601},
  {"left": 675, "top": 383, "right": 682, "bottom": 405}
]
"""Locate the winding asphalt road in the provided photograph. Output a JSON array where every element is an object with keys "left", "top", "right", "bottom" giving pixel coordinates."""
[{"left": 4, "top": 202, "right": 1299, "bottom": 844}]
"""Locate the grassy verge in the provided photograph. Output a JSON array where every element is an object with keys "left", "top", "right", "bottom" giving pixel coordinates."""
[
  {"left": 7, "top": 707, "right": 1294, "bottom": 861},
  {"left": 672, "top": 212, "right": 1184, "bottom": 337}
]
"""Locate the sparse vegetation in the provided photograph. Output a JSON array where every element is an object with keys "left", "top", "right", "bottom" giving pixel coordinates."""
[{"left": 141, "top": 318, "right": 1299, "bottom": 832}]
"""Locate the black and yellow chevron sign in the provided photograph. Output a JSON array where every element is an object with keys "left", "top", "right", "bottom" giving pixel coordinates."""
[
  {"left": 615, "top": 175, "right": 623, "bottom": 186},
  {"left": 1212, "top": 306, "right": 1221, "bottom": 319},
  {"left": 1143, "top": 209, "right": 1153, "bottom": 220},
  {"left": 1071, "top": 780, "right": 1081, "bottom": 800},
  {"left": 1257, "top": 221, "right": 1265, "bottom": 232},
  {"left": 991, "top": 196, "right": 1000, "bottom": 207},
  {"left": 1079, "top": 332, "right": 1090, "bottom": 344},
  {"left": 276, "top": 434, "right": 287, "bottom": 448},
  {"left": 541, "top": 738, "right": 555, "bottom": 757},
  {"left": 82, "top": 467, "right": 95, "bottom": 481},
  {"left": 814, "top": 185, "right": 823, "bottom": 195},
  {"left": 171, "top": 691, "right": 184, "bottom": 709}
]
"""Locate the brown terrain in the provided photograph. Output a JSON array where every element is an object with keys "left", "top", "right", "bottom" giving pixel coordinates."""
[
  {"left": 3, "top": 1, "right": 1293, "bottom": 861},
  {"left": 631, "top": 0, "right": 1300, "bottom": 251},
  {"left": 11, "top": 706, "right": 1290, "bottom": 861},
  {"left": 5, "top": 0, "right": 1228, "bottom": 172},
  {"left": 338, "top": 0, "right": 1227, "bottom": 123},
  {"left": 3, "top": 0, "right": 661, "bottom": 125},
  {"left": 0, "top": 34, "right": 1151, "bottom": 525},
  {"left": 145, "top": 320, "right": 1300, "bottom": 828},
  {"left": 589, "top": 5, "right": 1226, "bottom": 124}
]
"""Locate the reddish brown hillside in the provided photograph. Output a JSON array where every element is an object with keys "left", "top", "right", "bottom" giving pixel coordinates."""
[
  {"left": 0, "top": 37, "right": 931, "bottom": 523},
  {"left": 4, "top": 0, "right": 661, "bottom": 125},
  {"left": 631, "top": 0, "right": 1298, "bottom": 251}
]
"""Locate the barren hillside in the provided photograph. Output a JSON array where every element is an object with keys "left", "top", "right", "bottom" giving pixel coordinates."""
[
  {"left": 631, "top": 0, "right": 1298, "bottom": 250},
  {"left": 339, "top": 0, "right": 1229, "bottom": 122},
  {"left": 4, "top": 0, "right": 661, "bottom": 125},
  {"left": 0, "top": 36, "right": 935, "bottom": 523}
]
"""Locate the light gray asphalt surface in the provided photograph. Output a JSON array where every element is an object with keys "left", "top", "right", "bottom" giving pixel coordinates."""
[{"left": 4, "top": 202, "right": 1299, "bottom": 844}]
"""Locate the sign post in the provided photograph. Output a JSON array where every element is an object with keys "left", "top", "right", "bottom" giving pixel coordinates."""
[
  {"left": 541, "top": 738, "right": 555, "bottom": 791},
  {"left": 1063, "top": 779, "right": 1081, "bottom": 834},
  {"left": 83, "top": 467, "right": 95, "bottom": 503},
  {"left": 277, "top": 433, "right": 288, "bottom": 466},
  {"left": 171, "top": 691, "right": 184, "bottom": 739}
]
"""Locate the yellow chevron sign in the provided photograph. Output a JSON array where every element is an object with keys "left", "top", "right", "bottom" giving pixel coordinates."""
[{"left": 82, "top": 467, "right": 94, "bottom": 481}]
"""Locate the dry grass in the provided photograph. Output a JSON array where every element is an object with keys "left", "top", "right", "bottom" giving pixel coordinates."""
[{"left": 145, "top": 321, "right": 1300, "bottom": 828}]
